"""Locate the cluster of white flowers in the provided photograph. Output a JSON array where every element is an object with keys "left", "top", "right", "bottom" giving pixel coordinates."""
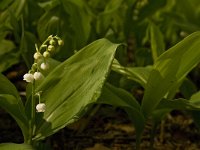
[{"left": 23, "top": 35, "right": 63, "bottom": 112}]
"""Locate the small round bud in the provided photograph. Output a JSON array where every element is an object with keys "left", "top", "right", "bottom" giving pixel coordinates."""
[
  {"left": 48, "top": 35, "right": 53, "bottom": 39},
  {"left": 34, "top": 52, "right": 42, "bottom": 60},
  {"left": 36, "top": 103, "right": 46, "bottom": 112},
  {"left": 23, "top": 73, "right": 34, "bottom": 83},
  {"left": 58, "top": 40, "right": 64, "bottom": 46},
  {"left": 43, "top": 51, "right": 50, "bottom": 58},
  {"left": 48, "top": 45, "right": 55, "bottom": 52},
  {"left": 34, "top": 72, "right": 44, "bottom": 80},
  {"left": 40, "top": 62, "right": 49, "bottom": 70},
  {"left": 49, "top": 39, "right": 56, "bottom": 45},
  {"left": 180, "top": 31, "right": 188, "bottom": 38},
  {"left": 32, "top": 63, "right": 38, "bottom": 70}
]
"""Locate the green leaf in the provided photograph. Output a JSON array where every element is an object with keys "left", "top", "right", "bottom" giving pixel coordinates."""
[
  {"left": 190, "top": 91, "right": 200, "bottom": 105},
  {"left": 33, "top": 38, "right": 120, "bottom": 140},
  {"left": 180, "top": 78, "right": 197, "bottom": 99},
  {"left": 98, "top": 83, "right": 145, "bottom": 147},
  {"left": 99, "top": 83, "right": 140, "bottom": 109},
  {"left": 112, "top": 59, "right": 152, "bottom": 88},
  {"left": 149, "top": 22, "right": 165, "bottom": 62},
  {"left": 0, "top": 39, "right": 20, "bottom": 72},
  {"left": 0, "top": 73, "right": 28, "bottom": 142},
  {"left": 37, "top": 7, "right": 62, "bottom": 41},
  {"left": 0, "top": 143, "right": 34, "bottom": 150},
  {"left": 141, "top": 31, "right": 200, "bottom": 118},
  {"left": 61, "top": 0, "right": 92, "bottom": 48},
  {"left": 157, "top": 98, "right": 200, "bottom": 110},
  {"left": 0, "top": 0, "right": 13, "bottom": 10},
  {"left": 96, "top": 0, "right": 123, "bottom": 36},
  {"left": 138, "top": 0, "right": 167, "bottom": 20}
]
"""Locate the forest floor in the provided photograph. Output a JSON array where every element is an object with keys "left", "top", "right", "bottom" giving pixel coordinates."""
[{"left": 1, "top": 104, "right": 200, "bottom": 150}]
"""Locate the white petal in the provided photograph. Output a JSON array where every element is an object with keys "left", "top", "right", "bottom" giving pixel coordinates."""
[
  {"left": 36, "top": 103, "right": 46, "bottom": 112},
  {"left": 40, "top": 63, "right": 49, "bottom": 70},
  {"left": 34, "top": 72, "right": 44, "bottom": 80},
  {"left": 23, "top": 73, "right": 34, "bottom": 83}
]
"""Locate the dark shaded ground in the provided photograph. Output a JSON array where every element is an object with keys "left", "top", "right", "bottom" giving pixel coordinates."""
[
  {"left": 1, "top": 105, "right": 200, "bottom": 150},
  {"left": 1, "top": 64, "right": 200, "bottom": 150}
]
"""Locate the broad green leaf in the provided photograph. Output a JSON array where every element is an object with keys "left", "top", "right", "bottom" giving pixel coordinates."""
[
  {"left": 98, "top": 83, "right": 145, "bottom": 147},
  {"left": 0, "top": 143, "right": 34, "bottom": 150},
  {"left": 0, "top": 40, "right": 15, "bottom": 56},
  {"left": 0, "top": 52, "right": 20, "bottom": 72},
  {"left": 103, "top": 0, "right": 123, "bottom": 14},
  {"left": 99, "top": 83, "right": 140, "bottom": 109},
  {"left": 190, "top": 91, "right": 200, "bottom": 105},
  {"left": 33, "top": 39, "right": 120, "bottom": 140},
  {"left": 61, "top": 0, "right": 92, "bottom": 48},
  {"left": 180, "top": 78, "right": 197, "bottom": 99},
  {"left": 0, "top": 0, "right": 26, "bottom": 26},
  {"left": 189, "top": 90, "right": 200, "bottom": 129},
  {"left": 149, "top": 22, "right": 165, "bottom": 62},
  {"left": 141, "top": 31, "right": 200, "bottom": 118},
  {"left": 157, "top": 98, "right": 200, "bottom": 110},
  {"left": 138, "top": 0, "right": 167, "bottom": 20},
  {"left": 96, "top": 0, "right": 123, "bottom": 36},
  {"left": 0, "top": 39, "right": 20, "bottom": 72},
  {"left": 112, "top": 59, "right": 152, "bottom": 88},
  {"left": 0, "top": 73, "right": 28, "bottom": 142},
  {"left": 37, "top": 7, "right": 62, "bottom": 42},
  {"left": 0, "top": 0, "right": 13, "bottom": 10},
  {"left": 176, "top": 0, "right": 197, "bottom": 23},
  {"left": 152, "top": 97, "right": 200, "bottom": 125}
]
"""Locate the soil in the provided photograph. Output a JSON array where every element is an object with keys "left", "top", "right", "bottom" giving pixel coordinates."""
[{"left": 1, "top": 64, "right": 200, "bottom": 150}]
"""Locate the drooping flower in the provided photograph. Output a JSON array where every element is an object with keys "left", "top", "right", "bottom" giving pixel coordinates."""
[
  {"left": 23, "top": 73, "right": 34, "bottom": 83},
  {"left": 36, "top": 103, "right": 46, "bottom": 112},
  {"left": 49, "top": 39, "right": 56, "bottom": 45},
  {"left": 34, "top": 52, "right": 42, "bottom": 60},
  {"left": 40, "top": 62, "right": 49, "bottom": 70},
  {"left": 43, "top": 51, "right": 50, "bottom": 58},
  {"left": 58, "top": 40, "right": 64, "bottom": 46},
  {"left": 33, "top": 72, "right": 44, "bottom": 80},
  {"left": 47, "top": 45, "right": 55, "bottom": 52}
]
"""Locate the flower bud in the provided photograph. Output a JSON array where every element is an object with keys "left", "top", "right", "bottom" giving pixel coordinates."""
[
  {"left": 23, "top": 73, "right": 34, "bottom": 83},
  {"left": 40, "top": 62, "right": 49, "bottom": 70},
  {"left": 32, "top": 63, "right": 38, "bottom": 70},
  {"left": 48, "top": 45, "right": 55, "bottom": 52},
  {"left": 49, "top": 39, "right": 56, "bottom": 45},
  {"left": 43, "top": 51, "right": 50, "bottom": 58},
  {"left": 48, "top": 35, "right": 53, "bottom": 39},
  {"left": 58, "top": 40, "right": 64, "bottom": 46},
  {"left": 34, "top": 52, "right": 42, "bottom": 60},
  {"left": 36, "top": 103, "right": 46, "bottom": 112},
  {"left": 34, "top": 72, "right": 44, "bottom": 80}
]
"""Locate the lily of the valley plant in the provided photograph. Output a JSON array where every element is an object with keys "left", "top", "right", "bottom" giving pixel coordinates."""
[{"left": 0, "top": 37, "right": 120, "bottom": 149}]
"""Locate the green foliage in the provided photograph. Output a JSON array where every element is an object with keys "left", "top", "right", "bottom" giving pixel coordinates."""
[
  {"left": 0, "top": 73, "right": 29, "bottom": 142},
  {"left": 32, "top": 38, "right": 119, "bottom": 140},
  {"left": 141, "top": 32, "right": 200, "bottom": 117},
  {"left": 0, "top": 143, "right": 34, "bottom": 150},
  {"left": 98, "top": 83, "right": 145, "bottom": 147},
  {"left": 2, "top": 0, "right": 200, "bottom": 149}
]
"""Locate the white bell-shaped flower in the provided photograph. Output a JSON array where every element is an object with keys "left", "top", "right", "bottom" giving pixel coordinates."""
[
  {"left": 34, "top": 72, "right": 44, "bottom": 80},
  {"left": 40, "top": 62, "right": 49, "bottom": 70},
  {"left": 36, "top": 103, "right": 46, "bottom": 112},
  {"left": 23, "top": 73, "right": 34, "bottom": 83}
]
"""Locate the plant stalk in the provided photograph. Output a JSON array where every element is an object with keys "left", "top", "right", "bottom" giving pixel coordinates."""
[{"left": 28, "top": 81, "right": 36, "bottom": 144}]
